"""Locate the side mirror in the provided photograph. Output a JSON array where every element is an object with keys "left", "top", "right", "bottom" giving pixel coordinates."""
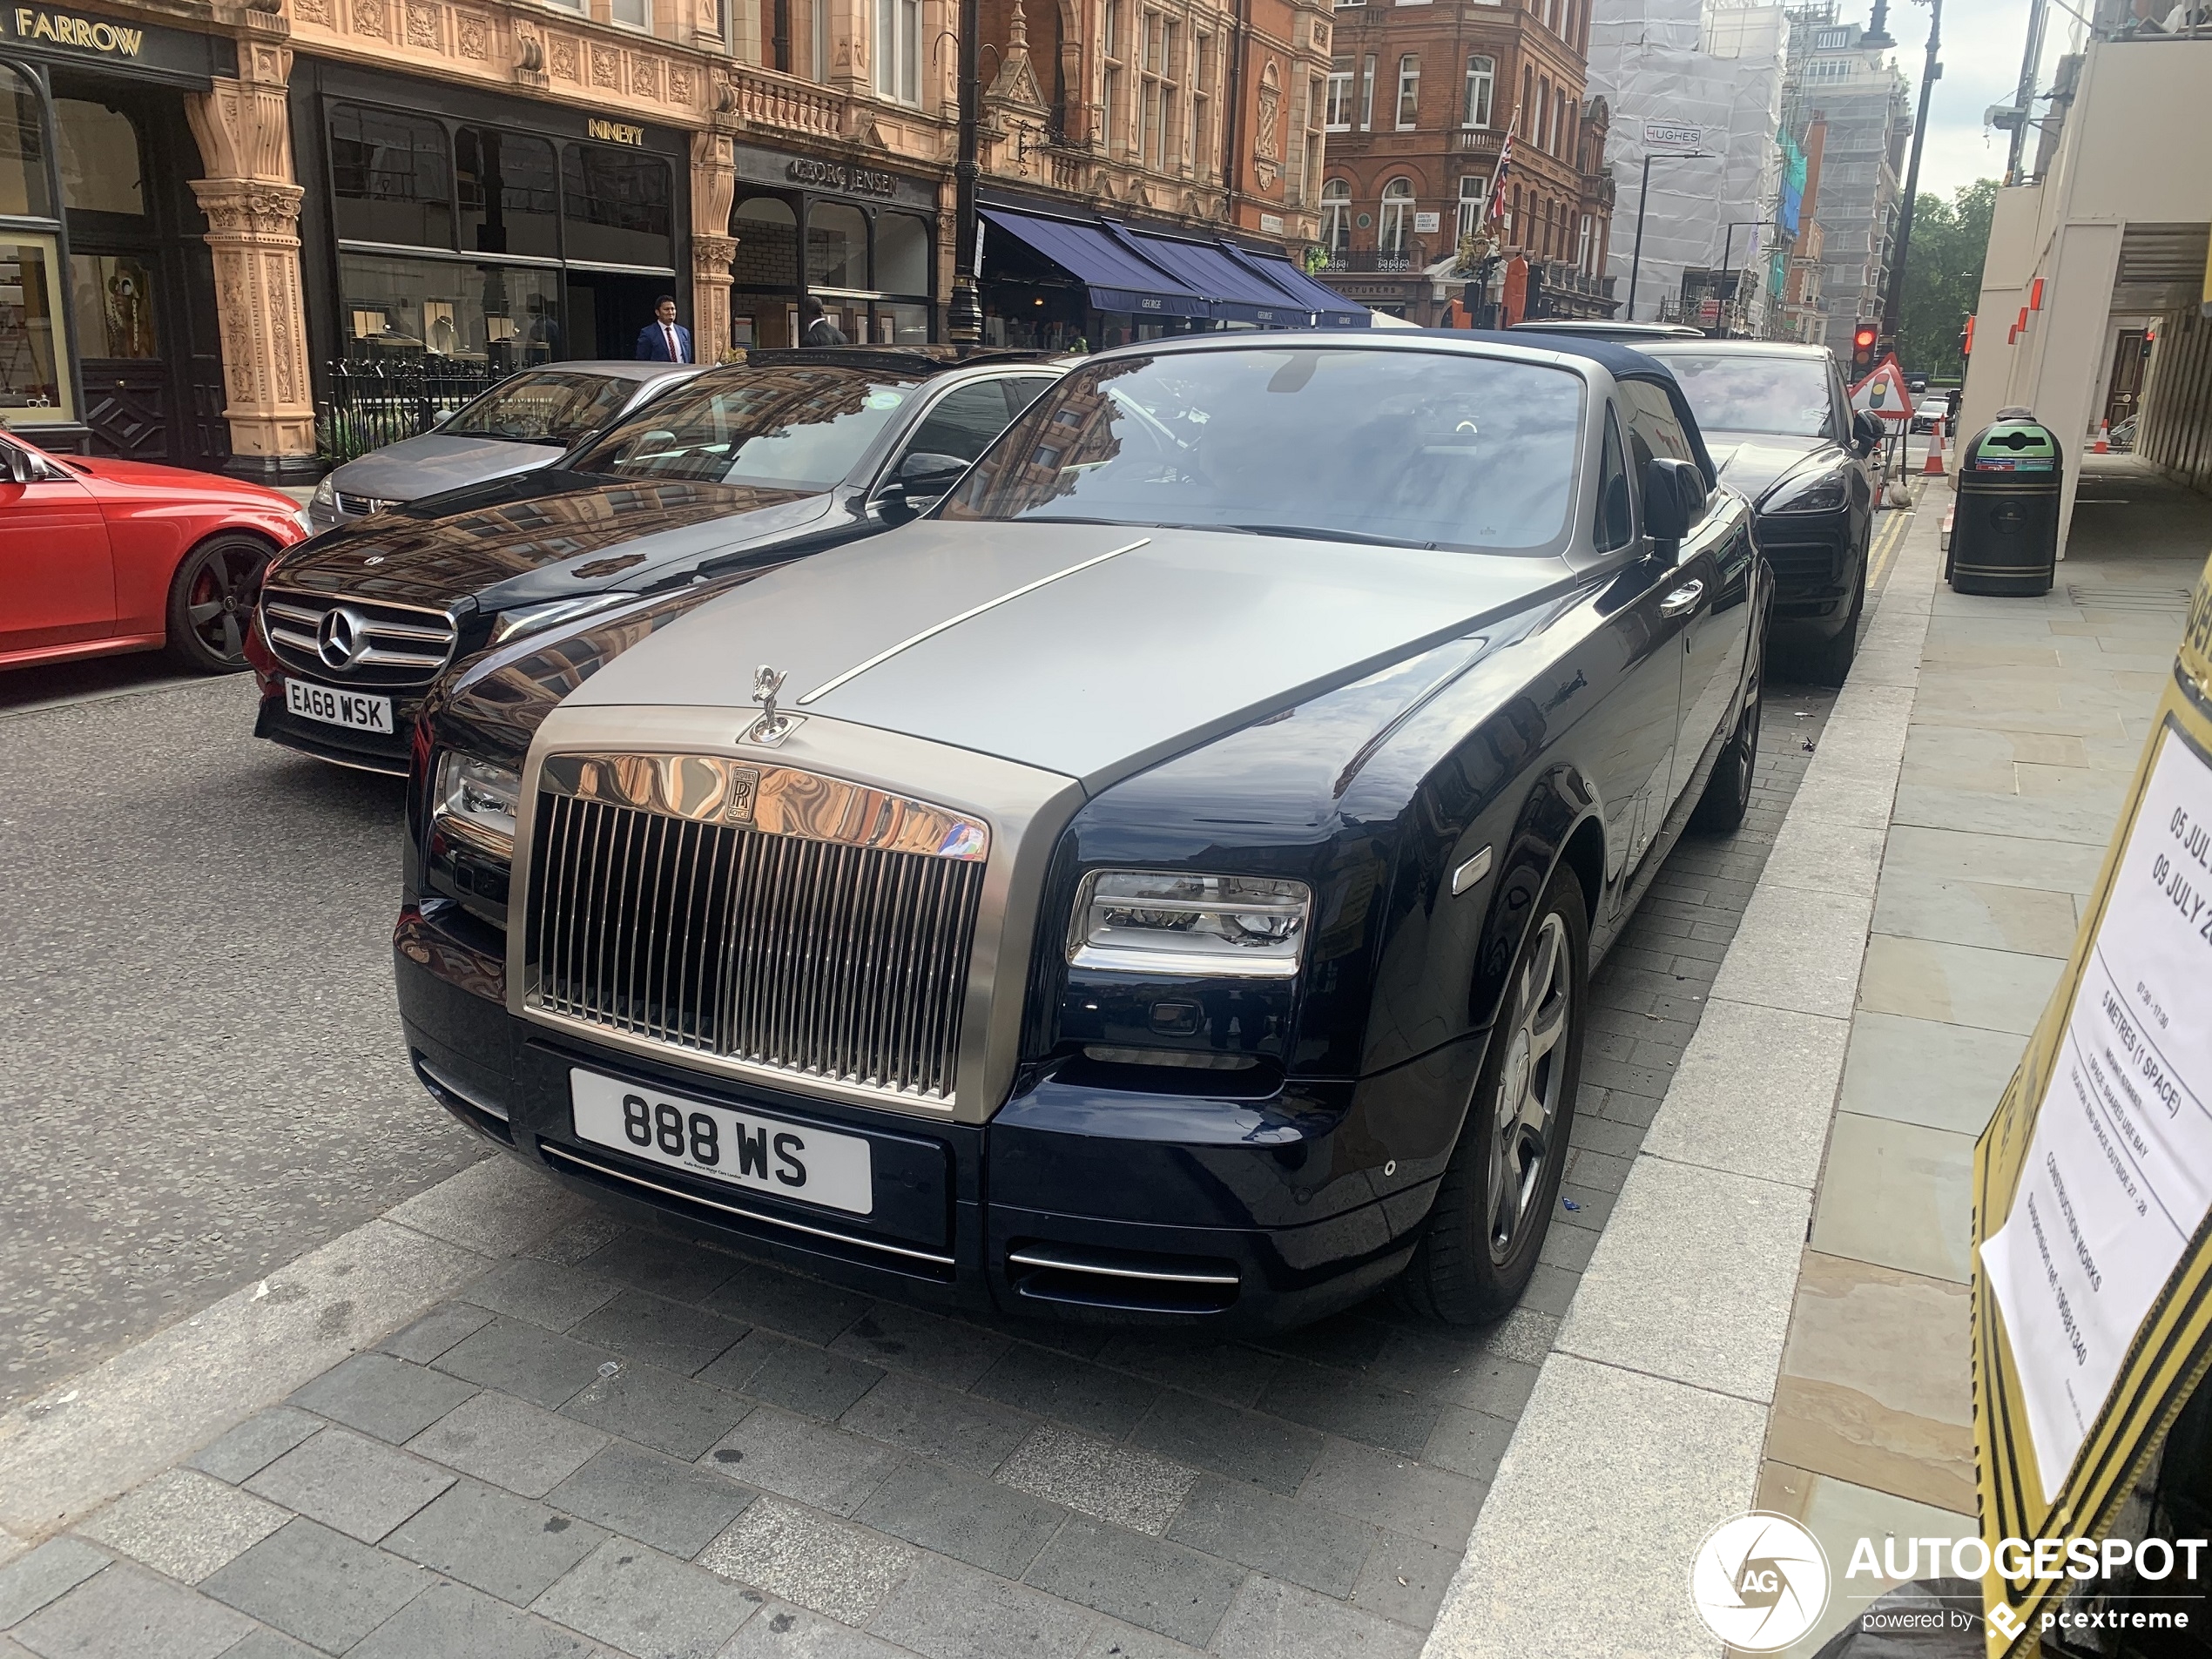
[
  {"left": 1851, "top": 409, "right": 1884, "bottom": 455},
  {"left": 878, "top": 450, "right": 968, "bottom": 522},
  {"left": 1642, "top": 456, "right": 1703, "bottom": 544},
  {"left": 1, "top": 445, "right": 30, "bottom": 485}
]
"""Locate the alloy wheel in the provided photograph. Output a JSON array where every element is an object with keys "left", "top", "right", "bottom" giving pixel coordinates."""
[
  {"left": 182, "top": 540, "right": 264, "bottom": 665},
  {"left": 1487, "top": 911, "right": 1573, "bottom": 1263}
]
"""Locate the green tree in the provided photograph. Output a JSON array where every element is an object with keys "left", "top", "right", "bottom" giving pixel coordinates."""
[{"left": 1898, "top": 179, "right": 1998, "bottom": 381}]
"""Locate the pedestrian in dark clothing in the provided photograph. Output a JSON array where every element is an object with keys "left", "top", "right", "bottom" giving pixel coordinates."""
[
  {"left": 636, "top": 295, "right": 691, "bottom": 362},
  {"left": 799, "top": 296, "right": 847, "bottom": 347}
]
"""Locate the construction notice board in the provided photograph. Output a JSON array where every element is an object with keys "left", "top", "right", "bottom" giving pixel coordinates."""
[{"left": 1973, "top": 552, "right": 2212, "bottom": 1651}]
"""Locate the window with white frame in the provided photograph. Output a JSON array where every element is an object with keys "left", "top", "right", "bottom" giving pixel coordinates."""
[
  {"left": 1462, "top": 54, "right": 1494, "bottom": 127},
  {"left": 1577, "top": 212, "right": 1594, "bottom": 270},
  {"left": 1395, "top": 54, "right": 1419, "bottom": 129},
  {"left": 1379, "top": 177, "right": 1413, "bottom": 254},
  {"left": 1359, "top": 53, "right": 1375, "bottom": 129},
  {"left": 1103, "top": 0, "right": 1124, "bottom": 151},
  {"left": 1138, "top": 12, "right": 1182, "bottom": 172},
  {"left": 1457, "top": 175, "right": 1487, "bottom": 238},
  {"left": 873, "top": 0, "right": 920, "bottom": 103},
  {"left": 1334, "top": 0, "right": 1364, "bottom": 10},
  {"left": 611, "top": 0, "right": 648, "bottom": 28},
  {"left": 1326, "top": 57, "right": 1354, "bottom": 130},
  {"left": 1301, "top": 76, "right": 1323, "bottom": 205},
  {"left": 1322, "top": 179, "right": 1351, "bottom": 253},
  {"left": 1194, "top": 33, "right": 1214, "bottom": 171}
]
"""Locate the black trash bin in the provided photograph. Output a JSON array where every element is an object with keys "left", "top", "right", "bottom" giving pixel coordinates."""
[{"left": 1949, "top": 415, "right": 2063, "bottom": 596}]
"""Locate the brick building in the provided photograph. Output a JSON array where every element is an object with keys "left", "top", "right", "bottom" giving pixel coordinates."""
[{"left": 1313, "top": 0, "right": 1616, "bottom": 323}]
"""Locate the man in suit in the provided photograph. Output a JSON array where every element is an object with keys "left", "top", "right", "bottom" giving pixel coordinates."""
[
  {"left": 799, "top": 295, "right": 847, "bottom": 348},
  {"left": 636, "top": 295, "right": 691, "bottom": 363}
]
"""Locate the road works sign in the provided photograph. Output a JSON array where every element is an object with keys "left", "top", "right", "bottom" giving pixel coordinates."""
[
  {"left": 1973, "top": 551, "right": 2212, "bottom": 1652},
  {"left": 1849, "top": 353, "right": 1916, "bottom": 421}
]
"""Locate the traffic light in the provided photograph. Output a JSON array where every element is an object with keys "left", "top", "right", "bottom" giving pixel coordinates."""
[{"left": 1851, "top": 324, "right": 1879, "bottom": 378}]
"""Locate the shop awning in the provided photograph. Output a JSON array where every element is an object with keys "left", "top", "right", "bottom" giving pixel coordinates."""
[
  {"left": 978, "top": 207, "right": 1210, "bottom": 319},
  {"left": 1221, "top": 248, "right": 1371, "bottom": 327},
  {"left": 1108, "top": 227, "right": 1312, "bottom": 326}
]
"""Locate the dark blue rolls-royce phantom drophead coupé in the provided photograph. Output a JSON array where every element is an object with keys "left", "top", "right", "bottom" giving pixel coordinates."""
[{"left": 394, "top": 331, "right": 1770, "bottom": 1332}]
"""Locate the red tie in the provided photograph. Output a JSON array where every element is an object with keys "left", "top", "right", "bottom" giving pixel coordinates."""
[{"left": 664, "top": 324, "right": 679, "bottom": 361}]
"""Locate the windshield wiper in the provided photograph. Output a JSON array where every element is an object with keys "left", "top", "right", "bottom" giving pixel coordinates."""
[{"left": 1216, "top": 523, "right": 1440, "bottom": 550}]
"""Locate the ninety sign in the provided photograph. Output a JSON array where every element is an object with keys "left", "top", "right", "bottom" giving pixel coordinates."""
[{"left": 1973, "top": 551, "right": 2212, "bottom": 1653}]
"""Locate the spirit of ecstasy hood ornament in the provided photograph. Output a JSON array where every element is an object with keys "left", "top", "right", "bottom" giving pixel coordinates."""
[{"left": 745, "top": 664, "right": 800, "bottom": 746}]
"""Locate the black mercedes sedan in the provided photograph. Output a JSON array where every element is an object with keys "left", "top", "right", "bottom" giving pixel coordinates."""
[
  {"left": 392, "top": 331, "right": 1769, "bottom": 1332},
  {"left": 1629, "top": 341, "right": 1881, "bottom": 684},
  {"left": 247, "top": 348, "right": 1061, "bottom": 774}
]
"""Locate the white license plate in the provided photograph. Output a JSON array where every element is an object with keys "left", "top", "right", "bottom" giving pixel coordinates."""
[
  {"left": 570, "top": 1068, "right": 873, "bottom": 1216},
  {"left": 286, "top": 678, "right": 394, "bottom": 733}
]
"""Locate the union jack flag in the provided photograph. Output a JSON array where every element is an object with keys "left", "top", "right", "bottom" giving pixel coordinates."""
[{"left": 1486, "top": 109, "right": 1520, "bottom": 226}]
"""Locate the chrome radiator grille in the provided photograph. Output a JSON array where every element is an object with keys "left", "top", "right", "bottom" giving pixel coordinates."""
[
  {"left": 262, "top": 588, "right": 458, "bottom": 688},
  {"left": 523, "top": 755, "right": 989, "bottom": 1105}
]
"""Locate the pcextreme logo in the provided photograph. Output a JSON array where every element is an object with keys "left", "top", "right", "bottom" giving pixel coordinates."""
[{"left": 1689, "top": 1513, "right": 1831, "bottom": 1651}]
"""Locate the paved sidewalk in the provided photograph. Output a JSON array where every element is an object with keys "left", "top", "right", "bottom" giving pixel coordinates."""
[
  {"left": 0, "top": 610, "right": 1842, "bottom": 1655},
  {"left": 1422, "top": 456, "right": 2209, "bottom": 1659}
]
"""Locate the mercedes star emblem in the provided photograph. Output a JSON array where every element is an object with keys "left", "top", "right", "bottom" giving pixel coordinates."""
[{"left": 317, "top": 606, "right": 368, "bottom": 671}]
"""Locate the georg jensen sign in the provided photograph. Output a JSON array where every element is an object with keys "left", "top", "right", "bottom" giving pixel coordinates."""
[{"left": 786, "top": 157, "right": 899, "bottom": 199}]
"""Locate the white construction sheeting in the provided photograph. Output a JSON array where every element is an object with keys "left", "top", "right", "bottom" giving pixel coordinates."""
[{"left": 1588, "top": 0, "right": 1790, "bottom": 327}]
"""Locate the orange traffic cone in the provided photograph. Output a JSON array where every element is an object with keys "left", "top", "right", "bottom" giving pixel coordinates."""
[
  {"left": 2093, "top": 420, "right": 2110, "bottom": 454},
  {"left": 1922, "top": 418, "right": 1947, "bottom": 475}
]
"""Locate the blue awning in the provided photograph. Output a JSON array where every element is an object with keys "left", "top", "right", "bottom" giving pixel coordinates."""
[
  {"left": 1222, "top": 248, "right": 1371, "bottom": 327},
  {"left": 978, "top": 207, "right": 1210, "bottom": 319},
  {"left": 1108, "top": 226, "right": 1312, "bottom": 326}
]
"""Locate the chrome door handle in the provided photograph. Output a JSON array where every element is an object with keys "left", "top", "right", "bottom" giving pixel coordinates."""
[{"left": 1659, "top": 580, "right": 1705, "bottom": 617}]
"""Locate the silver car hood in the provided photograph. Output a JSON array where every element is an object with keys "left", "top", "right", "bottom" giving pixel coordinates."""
[
  {"left": 564, "top": 520, "right": 1575, "bottom": 791},
  {"left": 331, "top": 433, "right": 567, "bottom": 502}
]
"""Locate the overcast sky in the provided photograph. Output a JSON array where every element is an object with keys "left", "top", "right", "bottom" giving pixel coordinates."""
[{"left": 1862, "top": 0, "right": 2079, "bottom": 202}]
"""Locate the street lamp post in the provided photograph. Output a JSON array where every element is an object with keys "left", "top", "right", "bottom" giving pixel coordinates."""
[
  {"left": 1716, "top": 219, "right": 1764, "bottom": 337},
  {"left": 1878, "top": 0, "right": 1942, "bottom": 352},
  {"left": 948, "top": 0, "right": 983, "bottom": 344},
  {"left": 1626, "top": 150, "right": 1714, "bottom": 323}
]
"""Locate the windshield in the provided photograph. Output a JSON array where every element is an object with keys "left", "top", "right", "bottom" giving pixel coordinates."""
[
  {"left": 1652, "top": 354, "right": 1836, "bottom": 440},
  {"left": 441, "top": 372, "right": 637, "bottom": 445},
  {"left": 941, "top": 347, "right": 1584, "bottom": 553},
  {"left": 572, "top": 366, "right": 920, "bottom": 489}
]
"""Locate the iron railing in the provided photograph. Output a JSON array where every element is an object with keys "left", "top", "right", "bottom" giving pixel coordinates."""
[{"left": 317, "top": 360, "right": 509, "bottom": 463}]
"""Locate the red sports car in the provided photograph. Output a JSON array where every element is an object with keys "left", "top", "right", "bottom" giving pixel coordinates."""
[{"left": 0, "top": 426, "right": 311, "bottom": 674}]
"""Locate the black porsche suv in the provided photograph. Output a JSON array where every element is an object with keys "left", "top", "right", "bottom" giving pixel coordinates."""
[{"left": 247, "top": 348, "right": 1060, "bottom": 774}]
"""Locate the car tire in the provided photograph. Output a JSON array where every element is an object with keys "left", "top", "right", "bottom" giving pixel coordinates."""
[
  {"left": 164, "top": 533, "right": 272, "bottom": 673},
  {"left": 1691, "top": 642, "right": 1764, "bottom": 835},
  {"left": 1397, "top": 862, "right": 1588, "bottom": 1325}
]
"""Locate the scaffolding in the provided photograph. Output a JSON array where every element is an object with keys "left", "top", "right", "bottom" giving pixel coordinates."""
[{"left": 1588, "top": 0, "right": 1791, "bottom": 331}]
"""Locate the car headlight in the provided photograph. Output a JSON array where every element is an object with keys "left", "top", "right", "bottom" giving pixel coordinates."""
[
  {"left": 1069, "top": 871, "right": 1312, "bottom": 978},
  {"left": 1764, "top": 466, "right": 1851, "bottom": 515},
  {"left": 310, "top": 476, "right": 337, "bottom": 512},
  {"left": 489, "top": 592, "right": 639, "bottom": 645},
  {"left": 435, "top": 752, "right": 521, "bottom": 859},
  {"left": 291, "top": 507, "right": 316, "bottom": 538}
]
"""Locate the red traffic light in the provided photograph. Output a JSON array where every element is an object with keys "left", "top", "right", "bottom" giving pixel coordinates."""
[{"left": 1852, "top": 325, "right": 1878, "bottom": 352}]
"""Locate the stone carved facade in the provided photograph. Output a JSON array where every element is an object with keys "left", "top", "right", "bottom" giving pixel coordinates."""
[
  {"left": 688, "top": 132, "right": 740, "bottom": 361},
  {"left": 185, "top": 39, "right": 316, "bottom": 467}
]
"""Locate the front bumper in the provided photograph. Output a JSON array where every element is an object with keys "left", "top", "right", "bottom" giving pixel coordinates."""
[
  {"left": 395, "top": 905, "right": 1465, "bottom": 1332},
  {"left": 1755, "top": 508, "right": 1858, "bottom": 636},
  {"left": 246, "top": 634, "right": 419, "bottom": 777}
]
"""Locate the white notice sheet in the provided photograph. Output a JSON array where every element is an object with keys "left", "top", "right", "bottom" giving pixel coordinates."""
[{"left": 1981, "top": 724, "right": 2212, "bottom": 1497}]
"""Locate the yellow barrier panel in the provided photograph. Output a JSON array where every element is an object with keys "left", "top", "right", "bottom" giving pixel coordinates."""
[{"left": 1973, "top": 550, "right": 2212, "bottom": 1652}]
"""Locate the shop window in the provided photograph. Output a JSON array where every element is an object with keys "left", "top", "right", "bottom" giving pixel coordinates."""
[
  {"left": 338, "top": 251, "right": 562, "bottom": 368},
  {"left": 457, "top": 128, "right": 558, "bottom": 259},
  {"left": 55, "top": 99, "right": 142, "bottom": 217},
  {"left": 807, "top": 201, "right": 867, "bottom": 289},
  {"left": 69, "top": 254, "right": 158, "bottom": 357},
  {"left": 330, "top": 104, "right": 453, "bottom": 248},
  {"left": 0, "top": 238, "right": 71, "bottom": 419},
  {"left": 0, "top": 66, "right": 49, "bottom": 219},
  {"left": 876, "top": 300, "right": 928, "bottom": 344},
  {"left": 731, "top": 195, "right": 798, "bottom": 287},
  {"left": 874, "top": 212, "right": 928, "bottom": 295},
  {"left": 561, "top": 145, "right": 672, "bottom": 269}
]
